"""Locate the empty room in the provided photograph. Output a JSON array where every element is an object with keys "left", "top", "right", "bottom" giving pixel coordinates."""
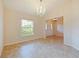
[{"left": 0, "top": 0, "right": 79, "bottom": 58}]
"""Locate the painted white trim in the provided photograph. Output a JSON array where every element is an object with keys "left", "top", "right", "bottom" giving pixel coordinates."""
[
  {"left": 71, "top": 45, "right": 79, "bottom": 51},
  {"left": 64, "top": 43, "right": 79, "bottom": 51},
  {"left": 4, "top": 37, "right": 44, "bottom": 46}
]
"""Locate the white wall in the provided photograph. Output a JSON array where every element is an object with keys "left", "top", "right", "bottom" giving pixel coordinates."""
[
  {"left": 63, "top": 0, "right": 72, "bottom": 46},
  {"left": 0, "top": 0, "right": 3, "bottom": 56},
  {"left": 63, "top": 0, "right": 79, "bottom": 50},
  {"left": 4, "top": 7, "right": 45, "bottom": 46},
  {"left": 72, "top": 0, "right": 79, "bottom": 50},
  {"left": 60, "top": 0, "right": 79, "bottom": 50}
]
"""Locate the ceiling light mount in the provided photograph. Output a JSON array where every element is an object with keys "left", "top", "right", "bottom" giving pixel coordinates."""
[
  {"left": 36, "top": 0, "right": 46, "bottom": 16},
  {"left": 40, "top": 0, "right": 42, "bottom": 2}
]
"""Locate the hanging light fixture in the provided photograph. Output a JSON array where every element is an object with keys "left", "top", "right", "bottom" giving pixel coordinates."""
[{"left": 36, "top": 0, "right": 46, "bottom": 16}]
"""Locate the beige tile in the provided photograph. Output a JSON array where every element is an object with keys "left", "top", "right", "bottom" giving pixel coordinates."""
[{"left": 1, "top": 36, "right": 79, "bottom": 58}]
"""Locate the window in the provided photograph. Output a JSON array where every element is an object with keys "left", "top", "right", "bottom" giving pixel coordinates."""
[{"left": 21, "top": 19, "right": 34, "bottom": 36}]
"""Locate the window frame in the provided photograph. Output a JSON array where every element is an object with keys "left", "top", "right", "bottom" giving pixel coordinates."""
[{"left": 20, "top": 19, "right": 34, "bottom": 37}]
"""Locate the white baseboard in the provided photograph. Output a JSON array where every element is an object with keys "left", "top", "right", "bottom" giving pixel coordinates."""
[
  {"left": 64, "top": 43, "right": 79, "bottom": 51},
  {"left": 4, "top": 37, "right": 44, "bottom": 47},
  {"left": 71, "top": 45, "right": 79, "bottom": 51}
]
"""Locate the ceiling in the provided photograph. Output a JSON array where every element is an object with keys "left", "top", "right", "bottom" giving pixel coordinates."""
[{"left": 3, "top": 0, "right": 65, "bottom": 17}]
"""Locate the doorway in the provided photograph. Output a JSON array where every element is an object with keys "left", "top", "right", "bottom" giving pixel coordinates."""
[{"left": 45, "top": 16, "right": 64, "bottom": 40}]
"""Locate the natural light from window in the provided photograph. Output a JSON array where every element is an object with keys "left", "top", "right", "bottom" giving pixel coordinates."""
[{"left": 21, "top": 19, "right": 34, "bottom": 36}]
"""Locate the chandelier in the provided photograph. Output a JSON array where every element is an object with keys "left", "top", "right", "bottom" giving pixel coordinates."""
[{"left": 36, "top": 0, "right": 46, "bottom": 16}]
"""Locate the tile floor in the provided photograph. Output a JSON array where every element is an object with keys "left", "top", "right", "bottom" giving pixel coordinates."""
[{"left": 1, "top": 36, "right": 79, "bottom": 58}]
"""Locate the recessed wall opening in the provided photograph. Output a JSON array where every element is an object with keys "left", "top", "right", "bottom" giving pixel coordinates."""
[{"left": 45, "top": 16, "right": 64, "bottom": 43}]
